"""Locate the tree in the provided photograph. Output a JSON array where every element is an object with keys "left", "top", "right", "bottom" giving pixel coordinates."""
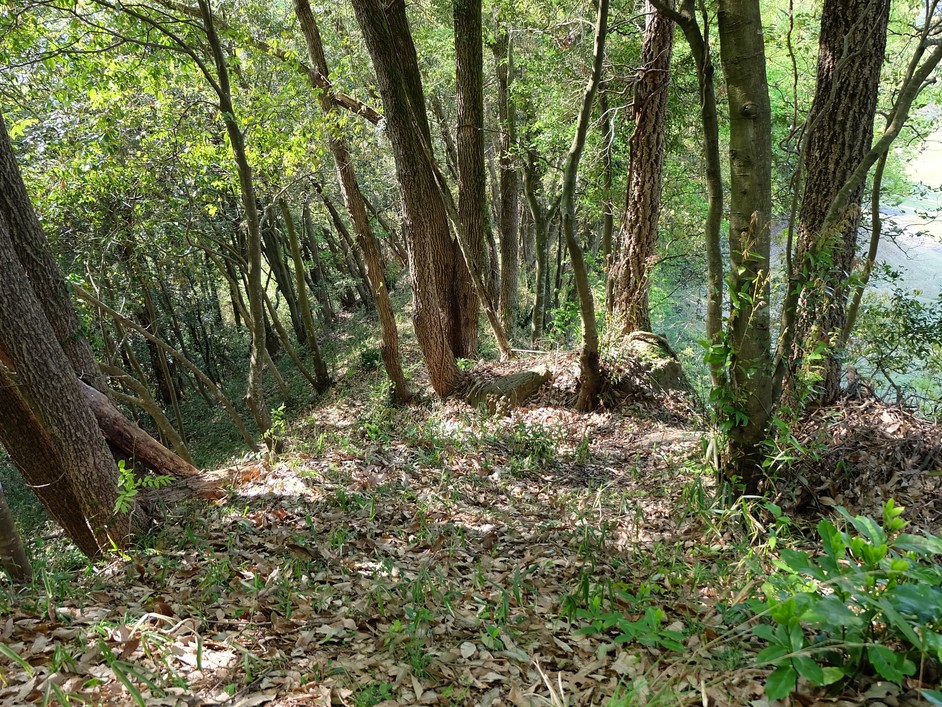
[
  {"left": 0, "top": 112, "right": 135, "bottom": 554},
  {"left": 610, "top": 1, "right": 674, "bottom": 333},
  {"left": 780, "top": 0, "right": 891, "bottom": 406},
  {"left": 350, "top": 0, "right": 477, "bottom": 397},
  {"left": 716, "top": 0, "right": 774, "bottom": 489},
  {"left": 561, "top": 0, "right": 610, "bottom": 412},
  {"left": 454, "top": 0, "right": 490, "bottom": 351},
  {"left": 0, "top": 481, "right": 30, "bottom": 583},
  {"left": 293, "top": 0, "right": 409, "bottom": 402},
  {"left": 492, "top": 28, "right": 520, "bottom": 335}
]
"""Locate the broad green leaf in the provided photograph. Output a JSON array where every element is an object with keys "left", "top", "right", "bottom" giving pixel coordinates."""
[
  {"left": 765, "top": 664, "right": 797, "bottom": 701},
  {"left": 792, "top": 654, "right": 824, "bottom": 685},
  {"left": 867, "top": 644, "right": 915, "bottom": 683},
  {"left": 756, "top": 644, "right": 789, "bottom": 664}
]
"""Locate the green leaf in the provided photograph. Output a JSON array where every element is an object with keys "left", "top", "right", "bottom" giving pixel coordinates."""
[
  {"left": 753, "top": 624, "right": 779, "bottom": 643},
  {"left": 756, "top": 644, "right": 789, "bottom": 665},
  {"left": 765, "top": 664, "right": 797, "bottom": 701},
  {"left": 804, "top": 595, "right": 863, "bottom": 629},
  {"left": 867, "top": 644, "right": 915, "bottom": 683},
  {"left": 819, "top": 666, "right": 846, "bottom": 686},
  {"left": 921, "top": 688, "right": 942, "bottom": 706},
  {"left": 792, "top": 654, "right": 824, "bottom": 685}
]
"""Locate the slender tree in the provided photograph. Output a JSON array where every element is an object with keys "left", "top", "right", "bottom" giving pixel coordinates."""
[
  {"left": 716, "top": 0, "right": 774, "bottom": 490},
  {"left": 294, "top": 0, "right": 410, "bottom": 402},
  {"left": 561, "top": 0, "right": 610, "bottom": 411},
  {"left": 492, "top": 29, "right": 520, "bottom": 334}
]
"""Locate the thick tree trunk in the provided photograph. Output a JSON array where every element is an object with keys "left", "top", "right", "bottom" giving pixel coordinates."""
[
  {"left": 717, "top": 0, "right": 773, "bottom": 491},
  {"left": 492, "top": 30, "right": 520, "bottom": 335},
  {"left": 561, "top": 0, "right": 609, "bottom": 412},
  {"left": 0, "top": 481, "right": 30, "bottom": 583},
  {"left": 0, "top": 364, "right": 101, "bottom": 558},
  {"left": 0, "top": 218, "right": 132, "bottom": 552},
  {"left": 0, "top": 115, "right": 106, "bottom": 392},
  {"left": 351, "top": 0, "right": 468, "bottom": 396},
  {"left": 611, "top": 2, "right": 674, "bottom": 333},
  {"left": 783, "top": 0, "right": 890, "bottom": 406}
]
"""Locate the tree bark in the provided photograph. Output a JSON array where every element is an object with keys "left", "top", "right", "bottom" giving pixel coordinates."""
[
  {"left": 454, "top": 0, "right": 488, "bottom": 355},
  {"left": 80, "top": 380, "right": 199, "bottom": 479},
  {"left": 351, "top": 0, "right": 469, "bottom": 396},
  {"left": 492, "top": 30, "right": 520, "bottom": 335},
  {"left": 611, "top": 1, "right": 674, "bottom": 333},
  {"left": 561, "top": 0, "right": 609, "bottom": 412},
  {"left": 717, "top": 0, "right": 773, "bottom": 490},
  {"left": 782, "top": 0, "right": 890, "bottom": 406},
  {"left": 0, "top": 114, "right": 106, "bottom": 392},
  {"left": 0, "top": 217, "right": 132, "bottom": 552}
]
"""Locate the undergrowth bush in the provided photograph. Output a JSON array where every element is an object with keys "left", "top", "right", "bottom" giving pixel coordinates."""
[{"left": 752, "top": 500, "right": 942, "bottom": 702}]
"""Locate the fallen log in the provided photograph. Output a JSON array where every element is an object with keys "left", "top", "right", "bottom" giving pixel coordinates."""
[
  {"left": 461, "top": 366, "right": 553, "bottom": 412},
  {"left": 80, "top": 381, "right": 200, "bottom": 480}
]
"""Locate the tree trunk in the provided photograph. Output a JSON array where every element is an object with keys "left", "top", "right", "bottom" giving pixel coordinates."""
[
  {"left": 561, "top": 0, "right": 609, "bottom": 412},
  {"left": 280, "top": 199, "right": 330, "bottom": 389},
  {"left": 351, "top": 0, "right": 468, "bottom": 396},
  {"left": 492, "top": 30, "right": 520, "bottom": 336},
  {"left": 717, "top": 0, "right": 773, "bottom": 490},
  {"left": 197, "top": 0, "right": 271, "bottom": 439},
  {"left": 260, "top": 205, "right": 307, "bottom": 346},
  {"left": 783, "top": 0, "right": 890, "bottom": 406},
  {"left": 80, "top": 380, "right": 199, "bottom": 479},
  {"left": 599, "top": 84, "right": 616, "bottom": 315},
  {"left": 294, "top": 0, "right": 412, "bottom": 402},
  {"left": 0, "top": 481, "right": 30, "bottom": 583},
  {"left": 0, "top": 116, "right": 106, "bottom": 392},
  {"left": 523, "top": 153, "right": 550, "bottom": 343},
  {"left": 611, "top": 2, "right": 674, "bottom": 334},
  {"left": 454, "top": 0, "right": 488, "bottom": 355},
  {"left": 301, "top": 200, "right": 337, "bottom": 324},
  {"left": 0, "top": 364, "right": 101, "bottom": 557},
  {"left": 0, "top": 218, "right": 132, "bottom": 552}
]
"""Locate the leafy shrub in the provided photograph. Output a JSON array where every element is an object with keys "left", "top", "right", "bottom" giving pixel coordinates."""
[{"left": 752, "top": 500, "right": 942, "bottom": 702}]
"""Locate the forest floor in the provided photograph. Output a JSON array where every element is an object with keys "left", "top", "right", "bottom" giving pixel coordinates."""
[{"left": 1, "top": 342, "right": 942, "bottom": 706}]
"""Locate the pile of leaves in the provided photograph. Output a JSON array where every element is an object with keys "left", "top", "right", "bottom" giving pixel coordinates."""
[{"left": 782, "top": 398, "right": 942, "bottom": 529}]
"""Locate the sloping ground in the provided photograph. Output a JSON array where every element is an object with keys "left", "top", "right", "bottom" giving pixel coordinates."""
[
  {"left": 0, "top": 354, "right": 735, "bottom": 706},
  {"left": 1, "top": 354, "right": 940, "bottom": 706}
]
